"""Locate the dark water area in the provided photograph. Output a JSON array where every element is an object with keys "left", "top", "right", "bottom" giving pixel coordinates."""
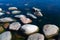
[
  {"left": 0, "top": 0, "right": 60, "bottom": 40},
  {"left": 0, "top": 0, "right": 60, "bottom": 24}
]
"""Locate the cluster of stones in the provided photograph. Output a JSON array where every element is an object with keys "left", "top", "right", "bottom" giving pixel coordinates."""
[{"left": 0, "top": 7, "right": 59, "bottom": 40}]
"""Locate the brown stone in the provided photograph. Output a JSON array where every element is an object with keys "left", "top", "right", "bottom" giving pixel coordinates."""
[{"left": 3, "top": 23, "right": 9, "bottom": 29}]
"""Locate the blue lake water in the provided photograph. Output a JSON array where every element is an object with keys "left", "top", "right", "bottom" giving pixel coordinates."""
[{"left": 0, "top": 0, "right": 59, "bottom": 25}]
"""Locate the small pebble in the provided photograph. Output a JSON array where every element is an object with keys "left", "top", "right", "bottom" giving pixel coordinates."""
[
  {"left": 12, "top": 10, "right": 21, "bottom": 14},
  {"left": 0, "top": 12, "right": 4, "bottom": 16},
  {"left": 0, "top": 8, "right": 2, "bottom": 12},
  {"left": 8, "top": 7, "right": 18, "bottom": 10},
  {"left": 0, "top": 26, "right": 4, "bottom": 33},
  {"left": 3, "top": 23, "right": 10, "bottom": 29}
]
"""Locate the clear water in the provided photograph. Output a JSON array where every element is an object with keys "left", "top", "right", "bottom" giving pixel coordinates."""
[{"left": 0, "top": 0, "right": 60, "bottom": 40}]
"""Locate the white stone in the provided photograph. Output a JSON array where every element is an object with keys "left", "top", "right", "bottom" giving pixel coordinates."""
[
  {"left": 15, "top": 15, "right": 32, "bottom": 24},
  {"left": 21, "top": 24, "right": 39, "bottom": 34},
  {"left": 24, "top": 3, "right": 28, "bottom": 6},
  {"left": 34, "top": 11, "right": 43, "bottom": 16},
  {"left": 43, "top": 24, "right": 59, "bottom": 38},
  {"left": 27, "top": 12, "right": 37, "bottom": 19},
  {"left": 33, "top": 7, "right": 43, "bottom": 16},
  {"left": 27, "top": 33, "right": 44, "bottom": 40},
  {"left": 6, "top": 11, "right": 10, "bottom": 14},
  {"left": 15, "top": 15, "right": 26, "bottom": 18},
  {"left": 12, "top": 10, "right": 21, "bottom": 14},
  {"left": 20, "top": 18, "right": 32, "bottom": 24},
  {"left": 0, "top": 8, "right": 2, "bottom": 12},
  {"left": 0, "top": 12, "right": 4, "bottom": 16},
  {"left": 0, "top": 31, "right": 12, "bottom": 40},
  {"left": 33, "top": 7, "right": 41, "bottom": 11},
  {"left": 9, "top": 22, "right": 21, "bottom": 30},
  {"left": 8, "top": 7, "right": 18, "bottom": 10},
  {"left": 0, "top": 17, "right": 14, "bottom": 22}
]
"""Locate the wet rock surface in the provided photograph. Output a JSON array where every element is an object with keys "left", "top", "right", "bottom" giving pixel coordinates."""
[
  {"left": 0, "top": 31, "right": 12, "bottom": 40},
  {"left": 0, "top": 17, "right": 15, "bottom": 22},
  {"left": 43, "top": 24, "right": 59, "bottom": 38},
  {"left": 8, "top": 7, "right": 18, "bottom": 10},
  {"left": 0, "top": 26, "right": 4, "bottom": 33},
  {"left": 0, "top": 12, "right": 4, "bottom": 16},
  {"left": 12, "top": 10, "right": 21, "bottom": 14},
  {"left": 27, "top": 33, "right": 44, "bottom": 40},
  {"left": 21, "top": 24, "right": 39, "bottom": 34},
  {"left": 9, "top": 22, "right": 21, "bottom": 30},
  {"left": 3, "top": 23, "right": 10, "bottom": 29}
]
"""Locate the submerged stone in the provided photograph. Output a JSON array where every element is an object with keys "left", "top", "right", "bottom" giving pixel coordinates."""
[
  {"left": 6, "top": 11, "right": 10, "bottom": 14},
  {"left": 3, "top": 23, "right": 10, "bottom": 29},
  {"left": 15, "top": 15, "right": 26, "bottom": 18},
  {"left": 0, "top": 12, "right": 4, "bottom": 16},
  {"left": 27, "top": 12, "right": 37, "bottom": 19},
  {"left": 43, "top": 24, "right": 59, "bottom": 38},
  {"left": 0, "top": 31, "right": 12, "bottom": 40},
  {"left": 9, "top": 22, "right": 21, "bottom": 30},
  {"left": 15, "top": 15, "right": 32, "bottom": 24},
  {"left": 27, "top": 33, "right": 44, "bottom": 40},
  {"left": 21, "top": 24, "right": 39, "bottom": 34},
  {"left": 0, "top": 8, "right": 2, "bottom": 12},
  {"left": 0, "top": 26, "right": 4, "bottom": 33},
  {"left": 20, "top": 17, "right": 32, "bottom": 24},
  {"left": 33, "top": 7, "right": 41, "bottom": 12},
  {"left": 8, "top": 7, "right": 18, "bottom": 10},
  {"left": 12, "top": 10, "right": 21, "bottom": 14},
  {"left": 0, "top": 17, "right": 14, "bottom": 22},
  {"left": 33, "top": 7, "right": 43, "bottom": 16}
]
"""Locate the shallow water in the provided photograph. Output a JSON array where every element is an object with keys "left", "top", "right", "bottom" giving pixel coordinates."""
[{"left": 0, "top": 0, "right": 60, "bottom": 40}]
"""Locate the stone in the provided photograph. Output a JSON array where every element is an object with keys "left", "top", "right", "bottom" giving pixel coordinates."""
[
  {"left": 0, "top": 17, "right": 14, "bottom": 22},
  {"left": 0, "top": 12, "right": 4, "bottom": 16},
  {"left": 6, "top": 11, "right": 10, "bottom": 14},
  {"left": 9, "top": 22, "right": 21, "bottom": 30},
  {"left": 0, "top": 8, "right": 2, "bottom": 12},
  {"left": 24, "top": 3, "right": 28, "bottom": 6},
  {"left": 15, "top": 15, "right": 26, "bottom": 18},
  {"left": 20, "top": 18, "right": 32, "bottom": 24},
  {"left": 21, "top": 24, "right": 39, "bottom": 34},
  {"left": 12, "top": 10, "right": 21, "bottom": 14},
  {"left": 33, "top": 7, "right": 43, "bottom": 16},
  {"left": 27, "top": 33, "right": 44, "bottom": 40},
  {"left": 33, "top": 7, "right": 41, "bottom": 12},
  {"left": 43, "top": 24, "right": 59, "bottom": 38},
  {"left": 15, "top": 15, "right": 32, "bottom": 24},
  {"left": 27, "top": 12, "right": 37, "bottom": 19},
  {"left": 8, "top": 7, "right": 18, "bottom": 10},
  {"left": 0, "top": 31, "right": 12, "bottom": 40},
  {"left": 3, "top": 23, "right": 10, "bottom": 29},
  {"left": 0, "top": 26, "right": 4, "bottom": 33}
]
